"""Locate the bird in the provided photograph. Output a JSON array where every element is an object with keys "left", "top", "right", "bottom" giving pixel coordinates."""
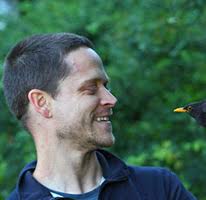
[{"left": 174, "top": 100, "right": 206, "bottom": 127}]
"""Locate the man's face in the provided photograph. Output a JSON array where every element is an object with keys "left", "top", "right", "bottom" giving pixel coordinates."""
[{"left": 52, "top": 47, "right": 117, "bottom": 150}]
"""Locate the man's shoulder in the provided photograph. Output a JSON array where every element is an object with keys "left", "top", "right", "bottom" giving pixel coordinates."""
[
  {"left": 127, "top": 165, "right": 196, "bottom": 199},
  {"left": 128, "top": 165, "right": 172, "bottom": 182},
  {"left": 129, "top": 165, "right": 171, "bottom": 176},
  {"left": 6, "top": 189, "right": 18, "bottom": 200},
  {"left": 128, "top": 165, "right": 183, "bottom": 185}
]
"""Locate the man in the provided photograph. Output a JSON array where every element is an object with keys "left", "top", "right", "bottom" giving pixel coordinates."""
[{"left": 3, "top": 33, "right": 196, "bottom": 199}]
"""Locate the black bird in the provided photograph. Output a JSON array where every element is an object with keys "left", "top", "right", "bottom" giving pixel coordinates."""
[{"left": 174, "top": 100, "right": 206, "bottom": 127}]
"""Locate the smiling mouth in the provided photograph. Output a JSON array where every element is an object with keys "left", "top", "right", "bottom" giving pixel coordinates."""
[{"left": 96, "top": 116, "right": 110, "bottom": 122}]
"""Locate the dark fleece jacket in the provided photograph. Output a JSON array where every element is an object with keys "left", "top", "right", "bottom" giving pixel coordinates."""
[{"left": 7, "top": 149, "right": 196, "bottom": 200}]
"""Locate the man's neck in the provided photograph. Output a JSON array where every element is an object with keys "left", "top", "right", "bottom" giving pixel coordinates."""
[{"left": 33, "top": 146, "right": 103, "bottom": 194}]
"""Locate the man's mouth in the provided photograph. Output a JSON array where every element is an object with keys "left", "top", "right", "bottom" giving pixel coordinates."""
[{"left": 96, "top": 116, "right": 110, "bottom": 122}]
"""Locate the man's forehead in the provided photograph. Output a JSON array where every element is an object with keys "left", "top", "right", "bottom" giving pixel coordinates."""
[
  {"left": 64, "top": 47, "right": 109, "bottom": 81},
  {"left": 77, "top": 65, "right": 109, "bottom": 84},
  {"left": 65, "top": 47, "right": 103, "bottom": 72}
]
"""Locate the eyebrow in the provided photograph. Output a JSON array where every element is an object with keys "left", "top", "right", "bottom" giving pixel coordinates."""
[{"left": 78, "top": 77, "right": 109, "bottom": 90}]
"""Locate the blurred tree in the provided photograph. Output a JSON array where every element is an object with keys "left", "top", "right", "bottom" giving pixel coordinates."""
[{"left": 0, "top": 0, "right": 206, "bottom": 199}]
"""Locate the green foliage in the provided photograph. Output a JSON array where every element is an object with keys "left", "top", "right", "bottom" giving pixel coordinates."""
[{"left": 0, "top": 0, "right": 206, "bottom": 199}]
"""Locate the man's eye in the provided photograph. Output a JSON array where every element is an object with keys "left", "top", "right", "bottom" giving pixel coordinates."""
[{"left": 86, "top": 85, "right": 98, "bottom": 94}]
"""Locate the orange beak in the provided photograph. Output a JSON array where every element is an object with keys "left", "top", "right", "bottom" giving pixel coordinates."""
[{"left": 173, "top": 107, "right": 188, "bottom": 113}]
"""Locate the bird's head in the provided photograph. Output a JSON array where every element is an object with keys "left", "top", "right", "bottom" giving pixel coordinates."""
[{"left": 174, "top": 100, "right": 206, "bottom": 127}]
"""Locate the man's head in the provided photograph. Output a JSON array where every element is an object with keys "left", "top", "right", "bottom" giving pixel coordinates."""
[
  {"left": 51, "top": 47, "right": 117, "bottom": 149},
  {"left": 3, "top": 33, "right": 117, "bottom": 149},
  {"left": 3, "top": 33, "right": 93, "bottom": 125}
]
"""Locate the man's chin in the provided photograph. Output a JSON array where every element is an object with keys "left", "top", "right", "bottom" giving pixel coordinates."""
[{"left": 97, "top": 134, "right": 115, "bottom": 148}]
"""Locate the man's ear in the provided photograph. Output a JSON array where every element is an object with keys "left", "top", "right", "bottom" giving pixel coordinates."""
[{"left": 28, "top": 89, "right": 52, "bottom": 118}]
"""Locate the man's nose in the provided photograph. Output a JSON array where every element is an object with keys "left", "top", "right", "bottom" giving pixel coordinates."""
[{"left": 100, "top": 88, "right": 117, "bottom": 107}]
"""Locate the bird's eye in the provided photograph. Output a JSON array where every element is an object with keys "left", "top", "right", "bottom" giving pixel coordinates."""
[{"left": 187, "top": 106, "right": 192, "bottom": 111}]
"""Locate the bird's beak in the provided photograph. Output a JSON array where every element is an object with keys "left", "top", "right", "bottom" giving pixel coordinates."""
[{"left": 173, "top": 107, "right": 188, "bottom": 112}]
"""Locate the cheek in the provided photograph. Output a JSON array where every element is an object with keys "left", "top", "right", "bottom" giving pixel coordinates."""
[
  {"left": 82, "top": 96, "right": 100, "bottom": 112},
  {"left": 55, "top": 96, "right": 100, "bottom": 120},
  {"left": 72, "top": 97, "right": 100, "bottom": 123},
  {"left": 52, "top": 97, "right": 75, "bottom": 120}
]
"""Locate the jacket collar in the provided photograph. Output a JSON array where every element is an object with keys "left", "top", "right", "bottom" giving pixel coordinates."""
[
  {"left": 16, "top": 161, "right": 52, "bottom": 200},
  {"left": 96, "top": 149, "right": 129, "bottom": 180},
  {"left": 16, "top": 149, "right": 129, "bottom": 199}
]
